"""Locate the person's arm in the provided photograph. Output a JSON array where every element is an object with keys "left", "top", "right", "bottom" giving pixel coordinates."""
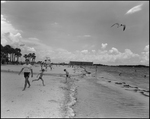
[{"left": 18, "top": 68, "right": 24, "bottom": 75}]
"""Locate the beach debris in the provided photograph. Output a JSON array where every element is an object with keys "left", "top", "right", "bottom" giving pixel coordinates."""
[
  {"left": 108, "top": 81, "right": 111, "bottom": 83},
  {"left": 122, "top": 84, "right": 132, "bottom": 88},
  {"left": 115, "top": 82, "right": 123, "bottom": 85},
  {"left": 111, "top": 23, "right": 126, "bottom": 31},
  {"left": 60, "top": 86, "right": 69, "bottom": 90},
  {"left": 6, "top": 109, "right": 10, "bottom": 111},
  {"left": 140, "top": 91, "right": 149, "bottom": 97},
  {"left": 119, "top": 73, "right": 122, "bottom": 76}
]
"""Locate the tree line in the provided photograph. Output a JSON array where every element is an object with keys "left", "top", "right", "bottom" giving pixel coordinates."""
[{"left": 1, "top": 44, "right": 36, "bottom": 64}]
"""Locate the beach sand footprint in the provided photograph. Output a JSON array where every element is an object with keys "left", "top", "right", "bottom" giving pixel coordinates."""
[
  {"left": 48, "top": 99, "right": 58, "bottom": 103},
  {"left": 60, "top": 86, "right": 69, "bottom": 90}
]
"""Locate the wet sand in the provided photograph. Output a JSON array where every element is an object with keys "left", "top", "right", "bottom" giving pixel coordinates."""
[{"left": 72, "top": 69, "right": 149, "bottom": 118}]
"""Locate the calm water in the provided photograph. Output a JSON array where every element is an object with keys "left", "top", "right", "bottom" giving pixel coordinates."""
[{"left": 96, "top": 66, "right": 149, "bottom": 90}]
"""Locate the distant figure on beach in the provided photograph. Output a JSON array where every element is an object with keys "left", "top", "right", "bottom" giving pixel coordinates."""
[
  {"left": 119, "top": 73, "right": 122, "bottom": 76},
  {"left": 32, "top": 69, "right": 45, "bottom": 86},
  {"left": 45, "top": 59, "right": 52, "bottom": 70},
  {"left": 64, "top": 69, "right": 70, "bottom": 83},
  {"left": 40, "top": 62, "right": 46, "bottom": 71},
  {"left": 18, "top": 59, "right": 33, "bottom": 91}
]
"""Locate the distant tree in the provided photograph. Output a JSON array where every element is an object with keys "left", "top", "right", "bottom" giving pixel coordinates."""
[
  {"left": 15, "top": 48, "right": 22, "bottom": 63},
  {"left": 3, "top": 45, "right": 12, "bottom": 62},
  {"left": 23, "top": 54, "right": 28, "bottom": 60}
]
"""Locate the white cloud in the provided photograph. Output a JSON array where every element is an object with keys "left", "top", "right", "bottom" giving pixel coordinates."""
[
  {"left": 126, "top": 4, "right": 143, "bottom": 15},
  {"left": 81, "top": 50, "right": 88, "bottom": 54},
  {"left": 140, "top": 45, "right": 149, "bottom": 65},
  {"left": 26, "top": 47, "right": 36, "bottom": 52},
  {"left": 109, "top": 47, "right": 119, "bottom": 54},
  {"left": 1, "top": 1, "right": 6, "bottom": 3},
  {"left": 144, "top": 45, "right": 149, "bottom": 52},
  {"left": 1, "top": 15, "right": 19, "bottom": 34},
  {"left": 101, "top": 43, "right": 108, "bottom": 49}
]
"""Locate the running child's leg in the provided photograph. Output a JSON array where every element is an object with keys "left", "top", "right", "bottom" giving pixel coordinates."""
[
  {"left": 32, "top": 78, "right": 40, "bottom": 82},
  {"left": 40, "top": 78, "right": 45, "bottom": 86}
]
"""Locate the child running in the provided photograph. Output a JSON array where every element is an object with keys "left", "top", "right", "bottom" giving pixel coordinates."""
[
  {"left": 32, "top": 69, "right": 45, "bottom": 86},
  {"left": 64, "top": 69, "right": 70, "bottom": 83},
  {"left": 18, "top": 59, "right": 33, "bottom": 91}
]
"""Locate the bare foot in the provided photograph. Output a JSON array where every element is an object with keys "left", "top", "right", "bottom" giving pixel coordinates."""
[{"left": 22, "top": 89, "right": 25, "bottom": 91}]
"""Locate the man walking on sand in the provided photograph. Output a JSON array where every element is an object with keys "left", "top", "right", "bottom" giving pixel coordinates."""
[{"left": 18, "top": 59, "right": 33, "bottom": 91}]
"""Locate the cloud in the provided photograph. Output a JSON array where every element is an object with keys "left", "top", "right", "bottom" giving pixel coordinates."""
[
  {"left": 109, "top": 47, "right": 119, "bottom": 54},
  {"left": 1, "top": 15, "right": 19, "bottom": 34},
  {"left": 26, "top": 47, "right": 36, "bottom": 52},
  {"left": 81, "top": 50, "right": 88, "bottom": 54},
  {"left": 1, "top": 1, "right": 6, "bottom": 3},
  {"left": 101, "top": 43, "right": 108, "bottom": 49},
  {"left": 1, "top": 32, "right": 22, "bottom": 48},
  {"left": 144, "top": 45, "right": 149, "bottom": 52},
  {"left": 140, "top": 45, "right": 149, "bottom": 65},
  {"left": 126, "top": 4, "right": 143, "bottom": 15}
]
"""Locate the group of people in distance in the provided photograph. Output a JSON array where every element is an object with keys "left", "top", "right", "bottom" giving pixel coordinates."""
[{"left": 18, "top": 59, "right": 70, "bottom": 91}]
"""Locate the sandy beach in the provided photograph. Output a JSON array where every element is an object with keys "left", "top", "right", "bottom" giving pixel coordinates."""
[
  {"left": 1, "top": 65, "right": 149, "bottom": 118},
  {"left": 1, "top": 65, "right": 77, "bottom": 118}
]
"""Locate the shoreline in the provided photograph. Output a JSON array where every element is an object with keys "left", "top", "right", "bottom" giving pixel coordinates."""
[{"left": 61, "top": 77, "right": 78, "bottom": 118}]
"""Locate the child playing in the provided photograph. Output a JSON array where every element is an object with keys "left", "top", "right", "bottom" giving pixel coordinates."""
[
  {"left": 18, "top": 59, "right": 33, "bottom": 91},
  {"left": 64, "top": 69, "right": 70, "bottom": 83},
  {"left": 32, "top": 69, "right": 45, "bottom": 86}
]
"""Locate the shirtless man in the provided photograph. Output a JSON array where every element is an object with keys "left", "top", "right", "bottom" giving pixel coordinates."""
[{"left": 18, "top": 59, "right": 33, "bottom": 91}]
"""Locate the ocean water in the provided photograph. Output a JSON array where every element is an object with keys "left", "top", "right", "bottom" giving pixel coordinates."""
[{"left": 94, "top": 66, "right": 149, "bottom": 90}]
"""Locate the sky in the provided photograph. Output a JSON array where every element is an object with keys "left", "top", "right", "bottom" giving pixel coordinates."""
[{"left": 1, "top": 1, "right": 149, "bottom": 65}]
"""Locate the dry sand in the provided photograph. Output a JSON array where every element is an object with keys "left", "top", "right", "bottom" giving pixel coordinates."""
[
  {"left": 1, "top": 65, "right": 149, "bottom": 118},
  {"left": 1, "top": 65, "right": 77, "bottom": 118}
]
